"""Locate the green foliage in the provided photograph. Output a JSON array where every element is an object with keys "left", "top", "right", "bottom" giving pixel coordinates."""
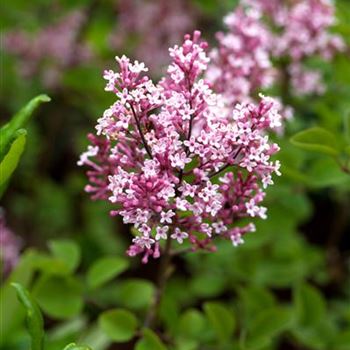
[
  {"left": 294, "top": 283, "right": 327, "bottom": 327},
  {"left": 87, "top": 256, "right": 129, "bottom": 289},
  {"left": 116, "top": 279, "right": 155, "bottom": 310},
  {"left": 178, "top": 309, "right": 207, "bottom": 340},
  {"left": 290, "top": 283, "right": 335, "bottom": 349},
  {"left": 290, "top": 127, "right": 341, "bottom": 156},
  {"left": 0, "top": 130, "right": 26, "bottom": 190},
  {"left": 203, "top": 302, "right": 236, "bottom": 343},
  {"left": 12, "top": 283, "right": 44, "bottom": 350},
  {"left": 0, "top": 94, "right": 50, "bottom": 161},
  {"left": 243, "top": 307, "right": 293, "bottom": 349},
  {"left": 333, "top": 331, "right": 350, "bottom": 350},
  {"left": 0, "top": 94, "right": 50, "bottom": 196},
  {"left": 2, "top": 2, "right": 350, "bottom": 350},
  {"left": 344, "top": 113, "right": 350, "bottom": 142},
  {"left": 33, "top": 275, "right": 83, "bottom": 319},
  {"left": 98, "top": 309, "right": 138, "bottom": 342},
  {"left": 135, "top": 329, "right": 167, "bottom": 350},
  {"left": 49, "top": 240, "right": 81, "bottom": 274},
  {"left": 0, "top": 251, "right": 36, "bottom": 340}
]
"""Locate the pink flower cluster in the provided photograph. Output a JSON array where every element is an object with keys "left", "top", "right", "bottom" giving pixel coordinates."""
[
  {"left": 79, "top": 31, "right": 283, "bottom": 262},
  {"left": 3, "top": 10, "right": 91, "bottom": 88},
  {"left": 247, "top": 0, "right": 345, "bottom": 60},
  {"left": 246, "top": 0, "right": 345, "bottom": 95},
  {"left": 209, "top": 0, "right": 344, "bottom": 101},
  {"left": 206, "top": 6, "right": 275, "bottom": 106},
  {"left": 110, "top": 0, "right": 196, "bottom": 73},
  {"left": 0, "top": 211, "right": 21, "bottom": 276}
]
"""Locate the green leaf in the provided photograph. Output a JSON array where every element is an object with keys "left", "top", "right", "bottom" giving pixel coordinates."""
[
  {"left": 11, "top": 283, "right": 44, "bottom": 350},
  {"left": 63, "top": 343, "right": 92, "bottom": 350},
  {"left": 49, "top": 239, "right": 81, "bottom": 273},
  {"left": 0, "top": 250, "right": 36, "bottom": 339},
  {"left": 290, "top": 127, "right": 341, "bottom": 156},
  {"left": 77, "top": 324, "right": 110, "bottom": 350},
  {"left": 203, "top": 302, "right": 235, "bottom": 342},
  {"left": 245, "top": 307, "right": 293, "bottom": 348},
  {"left": 292, "top": 319, "right": 336, "bottom": 350},
  {"left": 344, "top": 112, "right": 350, "bottom": 143},
  {"left": 98, "top": 309, "right": 138, "bottom": 342},
  {"left": 333, "top": 330, "right": 350, "bottom": 350},
  {"left": 0, "top": 94, "right": 50, "bottom": 161},
  {"left": 190, "top": 273, "right": 226, "bottom": 298},
  {"left": 87, "top": 256, "right": 129, "bottom": 289},
  {"left": 306, "top": 157, "right": 350, "bottom": 188},
  {"left": 33, "top": 275, "right": 83, "bottom": 319},
  {"left": 48, "top": 317, "right": 87, "bottom": 341},
  {"left": 135, "top": 328, "right": 167, "bottom": 350},
  {"left": 30, "top": 252, "right": 73, "bottom": 276},
  {"left": 178, "top": 309, "right": 206, "bottom": 339},
  {"left": 0, "top": 130, "right": 26, "bottom": 189},
  {"left": 345, "top": 145, "right": 350, "bottom": 156},
  {"left": 117, "top": 279, "right": 155, "bottom": 310},
  {"left": 237, "top": 286, "right": 276, "bottom": 327},
  {"left": 294, "top": 283, "right": 326, "bottom": 327}
]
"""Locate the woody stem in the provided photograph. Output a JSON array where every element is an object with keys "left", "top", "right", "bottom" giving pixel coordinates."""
[{"left": 144, "top": 237, "right": 173, "bottom": 329}]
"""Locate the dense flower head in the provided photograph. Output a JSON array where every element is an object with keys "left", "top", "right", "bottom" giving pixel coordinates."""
[
  {"left": 79, "top": 31, "right": 283, "bottom": 263},
  {"left": 0, "top": 211, "right": 21, "bottom": 276}
]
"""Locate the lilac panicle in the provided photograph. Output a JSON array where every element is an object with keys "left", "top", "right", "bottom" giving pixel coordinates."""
[
  {"left": 209, "top": 0, "right": 344, "bottom": 101},
  {"left": 206, "top": 6, "right": 275, "bottom": 106},
  {"left": 79, "top": 31, "right": 283, "bottom": 263},
  {"left": 242, "top": 0, "right": 345, "bottom": 95}
]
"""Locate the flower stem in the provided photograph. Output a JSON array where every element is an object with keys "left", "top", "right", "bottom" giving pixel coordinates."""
[
  {"left": 130, "top": 103, "right": 153, "bottom": 159},
  {"left": 144, "top": 237, "right": 173, "bottom": 329}
]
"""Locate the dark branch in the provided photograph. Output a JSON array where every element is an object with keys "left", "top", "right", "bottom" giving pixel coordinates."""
[
  {"left": 129, "top": 104, "right": 153, "bottom": 159},
  {"left": 208, "top": 163, "right": 232, "bottom": 179}
]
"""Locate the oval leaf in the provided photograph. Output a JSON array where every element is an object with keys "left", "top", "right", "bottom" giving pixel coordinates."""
[
  {"left": 87, "top": 256, "right": 129, "bottom": 289},
  {"left": 178, "top": 309, "right": 206, "bottom": 339},
  {"left": 203, "top": 302, "right": 235, "bottom": 342},
  {"left": 98, "top": 308, "right": 138, "bottom": 342},
  {"left": 291, "top": 127, "right": 341, "bottom": 156},
  {"left": 245, "top": 307, "right": 293, "bottom": 348},
  {"left": 11, "top": 283, "right": 44, "bottom": 350},
  {"left": 30, "top": 252, "right": 73, "bottom": 276},
  {"left": 117, "top": 279, "right": 154, "bottom": 310},
  {"left": 294, "top": 283, "right": 326, "bottom": 327},
  {"left": 135, "top": 328, "right": 167, "bottom": 350},
  {"left": 33, "top": 276, "right": 83, "bottom": 319},
  {"left": 49, "top": 239, "right": 81, "bottom": 273}
]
